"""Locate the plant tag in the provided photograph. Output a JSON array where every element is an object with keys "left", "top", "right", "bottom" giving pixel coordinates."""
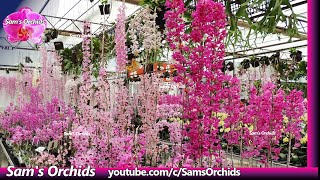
[
  {"left": 47, "top": 141, "right": 53, "bottom": 151},
  {"left": 53, "top": 140, "right": 58, "bottom": 149}
]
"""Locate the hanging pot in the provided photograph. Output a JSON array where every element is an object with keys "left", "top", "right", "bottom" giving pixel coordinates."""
[
  {"left": 259, "top": 56, "right": 270, "bottom": 66},
  {"left": 226, "top": 62, "right": 234, "bottom": 71},
  {"left": 99, "top": 4, "right": 110, "bottom": 15},
  {"left": 241, "top": 59, "right": 251, "bottom": 69},
  {"left": 296, "top": 50, "right": 302, "bottom": 62},
  {"left": 250, "top": 58, "right": 260, "bottom": 67},
  {"left": 221, "top": 62, "right": 227, "bottom": 72},
  {"left": 270, "top": 52, "right": 280, "bottom": 65}
]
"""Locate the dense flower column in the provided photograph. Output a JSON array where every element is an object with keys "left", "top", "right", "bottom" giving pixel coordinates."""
[
  {"left": 114, "top": 79, "right": 133, "bottom": 137},
  {"left": 52, "top": 51, "right": 65, "bottom": 100},
  {"left": 283, "top": 89, "right": 305, "bottom": 167},
  {"left": 128, "top": 7, "right": 162, "bottom": 62},
  {"left": 164, "top": 0, "right": 188, "bottom": 85},
  {"left": 79, "top": 21, "right": 93, "bottom": 125},
  {"left": 185, "top": 0, "right": 228, "bottom": 165},
  {"left": 40, "top": 47, "right": 50, "bottom": 101},
  {"left": 134, "top": 74, "right": 161, "bottom": 166},
  {"left": 165, "top": 0, "right": 231, "bottom": 166},
  {"left": 254, "top": 83, "right": 285, "bottom": 166},
  {"left": 242, "top": 83, "right": 288, "bottom": 167},
  {"left": 241, "top": 86, "right": 262, "bottom": 163},
  {"left": 221, "top": 77, "right": 242, "bottom": 166},
  {"left": 115, "top": 2, "right": 127, "bottom": 73},
  {"left": 70, "top": 22, "right": 95, "bottom": 167}
]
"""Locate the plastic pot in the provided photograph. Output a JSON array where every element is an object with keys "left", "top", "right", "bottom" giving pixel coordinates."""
[
  {"left": 241, "top": 59, "right": 251, "bottom": 69},
  {"left": 99, "top": 4, "right": 110, "bottom": 15},
  {"left": 226, "top": 62, "right": 234, "bottom": 71},
  {"left": 250, "top": 58, "right": 260, "bottom": 67},
  {"left": 259, "top": 56, "right": 270, "bottom": 66}
]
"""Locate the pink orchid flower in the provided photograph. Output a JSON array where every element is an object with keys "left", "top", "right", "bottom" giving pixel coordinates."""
[{"left": 3, "top": 7, "right": 47, "bottom": 44}]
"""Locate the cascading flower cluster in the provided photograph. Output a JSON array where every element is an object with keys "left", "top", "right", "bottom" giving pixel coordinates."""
[
  {"left": 0, "top": 0, "right": 309, "bottom": 168},
  {"left": 241, "top": 83, "right": 286, "bottom": 165},
  {"left": 166, "top": 0, "right": 230, "bottom": 165},
  {"left": 128, "top": 7, "right": 162, "bottom": 58},
  {"left": 115, "top": 2, "right": 127, "bottom": 72}
]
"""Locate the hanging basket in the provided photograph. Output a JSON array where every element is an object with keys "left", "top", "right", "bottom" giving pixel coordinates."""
[
  {"left": 99, "top": 4, "right": 110, "bottom": 15},
  {"left": 221, "top": 62, "right": 227, "bottom": 72},
  {"left": 226, "top": 61, "right": 234, "bottom": 71},
  {"left": 241, "top": 59, "right": 251, "bottom": 69},
  {"left": 250, "top": 58, "right": 260, "bottom": 67},
  {"left": 259, "top": 56, "right": 270, "bottom": 66},
  {"left": 270, "top": 52, "right": 280, "bottom": 65}
]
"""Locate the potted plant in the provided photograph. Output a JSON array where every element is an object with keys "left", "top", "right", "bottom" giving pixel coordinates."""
[
  {"left": 250, "top": 57, "right": 260, "bottom": 67},
  {"left": 296, "top": 50, "right": 302, "bottom": 62},
  {"left": 226, "top": 61, "right": 234, "bottom": 71},
  {"left": 240, "top": 59, "right": 250, "bottom": 69},
  {"left": 290, "top": 48, "right": 303, "bottom": 62},
  {"left": 140, "top": 0, "right": 166, "bottom": 31},
  {"left": 221, "top": 62, "right": 227, "bottom": 72},
  {"left": 99, "top": 0, "right": 110, "bottom": 15},
  {"left": 259, "top": 56, "right": 270, "bottom": 66},
  {"left": 270, "top": 52, "right": 280, "bottom": 65}
]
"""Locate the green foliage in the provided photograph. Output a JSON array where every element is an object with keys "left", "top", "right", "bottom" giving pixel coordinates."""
[
  {"left": 140, "top": 0, "right": 166, "bottom": 9},
  {"left": 60, "top": 33, "right": 116, "bottom": 78},
  {"left": 60, "top": 47, "right": 82, "bottom": 75},
  {"left": 101, "top": 0, "right": 108, "bottom": 5},
  {"left": 225, "top": 0, "right": 301, "bottom": 49}
]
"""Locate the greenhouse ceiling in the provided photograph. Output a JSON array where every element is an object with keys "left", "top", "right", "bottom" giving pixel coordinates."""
[{"left": 0, "top": 0, "right": 308, "bottom": 63}]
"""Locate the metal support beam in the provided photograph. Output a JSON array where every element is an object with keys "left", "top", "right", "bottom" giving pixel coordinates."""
[
  {"left": 62, "top": 0, "right": 100, "bottom": 31},
  {"left": 43, "top": 15, "right": 105, "bottom": 26},
  {"left": 224, "top": 44, "right": 307, "bottom": 60},
  {"left": 234, "top": 20, "right": 307, "bottom": 40},
  {"left": 45, "top": 28, "right": 82, "bottom": 36},
  {"left": 53, "top": 0, "right": 82, "bottom": 27},
  {"left": 39, "top": 0, "right": 51, "bottom": 14},
  {"left": 249, "top": 0, "right": 307, "bottom": 20},
  {"left": 226, "top": 39, "right": 305, "bottom": 55}
]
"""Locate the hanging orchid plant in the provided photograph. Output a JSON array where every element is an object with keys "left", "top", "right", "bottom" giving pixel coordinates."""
[{"left": 128, "top": 6, "right": 162, "bottom": 64}]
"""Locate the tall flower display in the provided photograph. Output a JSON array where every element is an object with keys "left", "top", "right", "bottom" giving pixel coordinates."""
[
  {"left": 128, "top": 7, "right": 162, "bottom": 62},
  {"left": 115, "top": 2, "right": 127, "bottom": 72},
  {"left": 165, "top": 0, "right": 231, "bottom": 166}
]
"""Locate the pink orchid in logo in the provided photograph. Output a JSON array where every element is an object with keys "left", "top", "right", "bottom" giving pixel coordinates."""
[{"left": 3, "top": 7, "right": 47, "bottom": 44}]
